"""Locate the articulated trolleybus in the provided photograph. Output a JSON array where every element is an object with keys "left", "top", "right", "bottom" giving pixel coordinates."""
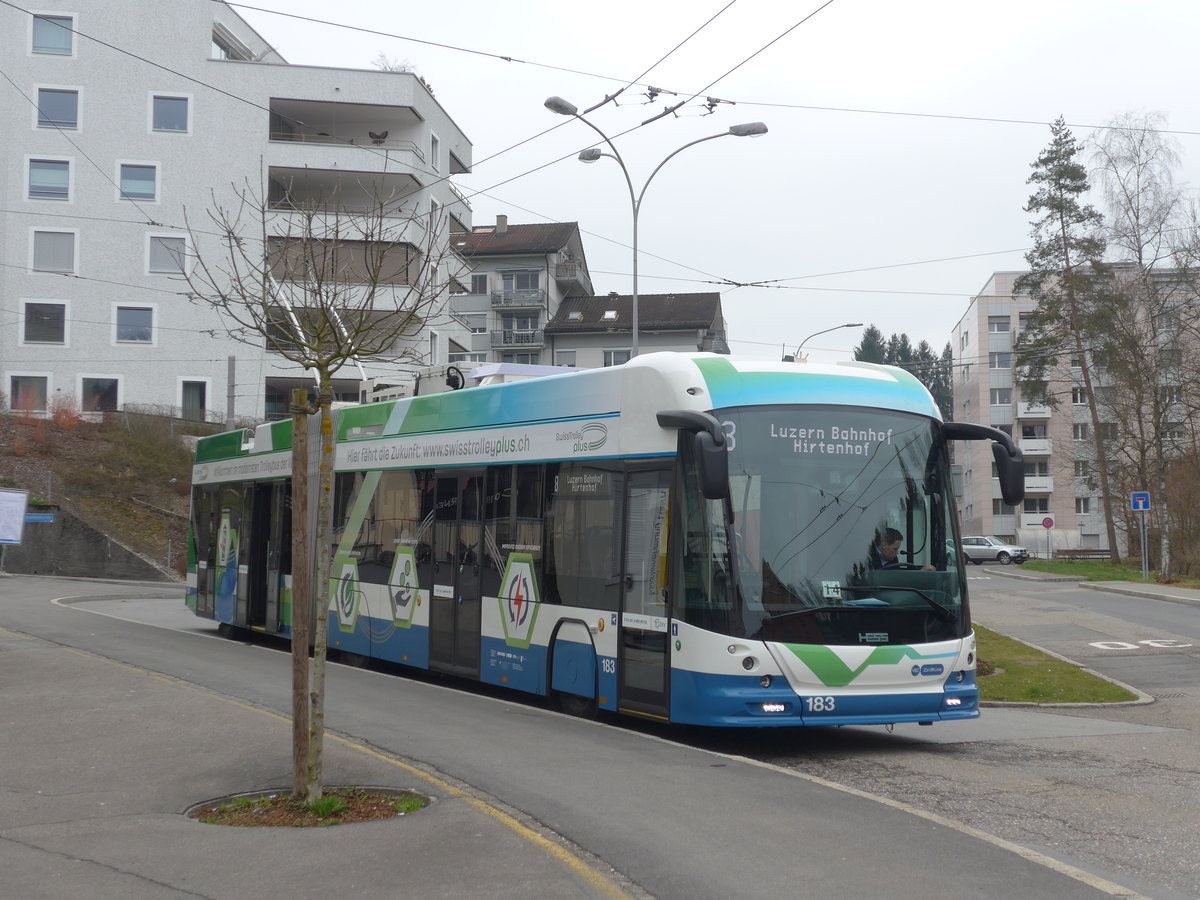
[{"left": 187, "top": 353, "right": 1024, "bottom": 727}]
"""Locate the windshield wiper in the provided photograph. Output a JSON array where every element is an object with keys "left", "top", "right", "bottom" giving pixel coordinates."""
[{"left": 838, "top": 584, "right": 955, "bottom": 622}]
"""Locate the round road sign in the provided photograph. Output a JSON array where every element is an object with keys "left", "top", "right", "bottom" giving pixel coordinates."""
[{"left": 1042, "top": 517, "right": 1054, "bottom": 529}]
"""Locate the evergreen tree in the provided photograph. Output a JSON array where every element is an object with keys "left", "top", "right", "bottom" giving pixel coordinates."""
[
  {"left": 852, "top": 325, "right": 887, "bottom": 363},
  {"left": 1014, "top": 116, "right": 1121, "bottom": 561}
]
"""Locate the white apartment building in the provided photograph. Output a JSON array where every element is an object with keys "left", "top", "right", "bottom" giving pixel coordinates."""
[
  {"left": 952, "top": 272, "right": 1113, "bottom": 554},
  {"left": 1, "top": 1, "right": 472, "bottom": 423}
]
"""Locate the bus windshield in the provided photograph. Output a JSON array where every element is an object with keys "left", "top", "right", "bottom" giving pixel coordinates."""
[{"left": 718, "top": 405, "right": 966, "bottom": 645}]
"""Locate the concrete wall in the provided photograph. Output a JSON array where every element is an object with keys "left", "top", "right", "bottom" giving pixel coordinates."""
[{"left": 2, "top": 506, "right": 171, "bottom": 581}]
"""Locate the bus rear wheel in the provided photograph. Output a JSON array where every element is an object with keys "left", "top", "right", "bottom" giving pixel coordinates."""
[{"left": 554, "top": 690, "right": 598, "bottom": 719}]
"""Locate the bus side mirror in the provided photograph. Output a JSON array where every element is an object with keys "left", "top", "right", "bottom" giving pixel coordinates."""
[
  {"left": 657, "top": 409, "right": 730, "bottom": 501},
  {"left": 943, "top": 421, "right": 1025, "bottom": 506},
  {"left": 695, "top": 430, "right": 729, "bottom": 501}
]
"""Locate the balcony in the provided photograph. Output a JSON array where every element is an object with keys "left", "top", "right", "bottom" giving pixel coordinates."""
[
  {"left": 1019, "top": 438, "right": 1052, "bottom": 455},
  {"left": 1024, "top": 475, "right": 1054, "bottom": 493},
  {"left": 269, "top": 98, "right": 425, "bottom": 157},
  {"left": 268, "top": 166, "right": 421, "bottom": 217},
  {"left": 490, "top": 289, "right": 547, "bottom": 308},
  {"left": 1017, "top": 402, "right": 1052, "bottom": 418},
  {"left": 491, "top": 329, "right": 544, "bottom": 348},
  {"left": 555, "top": 261, "right": 588, "bottom": 292}
]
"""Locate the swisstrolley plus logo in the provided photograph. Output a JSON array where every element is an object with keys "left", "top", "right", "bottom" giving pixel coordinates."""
[{"left": 557, "top": 421, "right": 608, "bottom": 454}]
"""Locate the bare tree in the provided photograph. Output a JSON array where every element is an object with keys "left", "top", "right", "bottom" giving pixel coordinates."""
[
  {"left": 183, "top": 180, "right": 465, "bottom": 800},
  {"left": 1087, "top": 112, "right": 1200, "bottom": 574}
]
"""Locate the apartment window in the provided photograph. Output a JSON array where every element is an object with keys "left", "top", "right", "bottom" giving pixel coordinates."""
[
  {"left": 988, "top": 352, "right": 1011, "bottom": 369},
  {"left": 181, "top": 381, "right": 207, "bottom": 421},
  {"left": 1161, "top": 385, "right": 1183, "bottom": 404},
  {"left": 961, "top": 363, "right": 970, "bottom": 383},
  {"left": 81, "top": 377, "right": 119, "bottom": 412},
  {"left": 502, "top": 352, "right": 539, "bottom": 365},
  {"left": 1074, "top": 460, "right": 1090, "bottom": 477},
  {"left": 987, "top": 316, "right": 1010, "bottom": 333},
  {"left": 959, "top": 331, "right": 968, "bottom": 350},
  {"left": 1017, "top": 312, "right": 1034, "bottom": 333},
  {"left": 152, "top": 95, "right": 189, "bottom": 132},
  {"left": 37, "top": 89, "right": 78, "bottom": 128},
  {"left": 502, "top": 272, "right": 539, "bottom": 293},
  {"left": 28, "top": 159, "right": 70, "bottom": 200},
  {"left": 604, "top": 349, "right": 631, "bottom": 367},
  {"left": 471, "top": 274, "right": 487, "bottom": 294},
  {"left": 989, "top": 388, "right": 1012, "bottom": 405},
  {"left": 119, "top": 164, "right": 157, "bottom": 201},
  {"left": 430, "top": 133, "right": 440, "bottom": 172},
  {"left": 115, "top": 306, "right": 153, "bottom": 342},
  {"left": 1075, "top": 497, "right": 1091, "bottom": 514},
  {"left": 992, "top": 499, "right": 1015, "bottom": 515},
  {"left": 465, "top": 314, "right": 487, "bottom": 334},
  {"left": 1023, "top": 498, "right": 1050, "bottom": 513},
  {"left": 23, "top": 302, "right": 66, "bottom": 344},
  {"left": 555, "top": 350, "right": 576, "bottom": 368},
  {"left": 1073, "top": 423, "right": 1089, "bottom": 441},
  {"left": 32, "top": 230, "right": 75, "bottom": 272},
  {"left": 148, "top": 235, "right": 186, "bottom": 273},
  {"left": 32, "top": 15, "right": 73, "bottom": 55},
  {"left": 1023, "top": 461, "right": 1049, "bottom": 476},
  {"left": 1166, "top": 423, "right": 1186, "bottom": 441},
  {"left": 448, "top": 352, "right": 486, "bottom": 363},
  {"left": 1070, "top": 354, "right": 1082, "bottom": 369},
  {"left": 1022, "top": 424, "right": 1046, "bottom": 439},
  {"left": 10, "top": 375, "right": 49, "bottom": 413},
  {"left": 1072, "top": 387, "right": 1088, "bottom": 405},
  {"left": 1099, "top": 423, "right": 1118, "bottom": 441},
  {"left": 997, "top": 424, "right": 1013, "bottom": 437},
  {"left": 502, "top": 313, "right": 538, "bottom": 332}
]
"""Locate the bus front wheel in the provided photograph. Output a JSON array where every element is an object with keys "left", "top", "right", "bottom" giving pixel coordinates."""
[{"left": 554, "top": 690, "right": 598, "bottom": 719}]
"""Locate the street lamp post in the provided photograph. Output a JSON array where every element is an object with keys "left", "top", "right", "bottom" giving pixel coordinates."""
[
  {"left": 545, "top": 96, "right": 766, "bottom": 358},
  {"left": 785, "top": 323, "right": 864, "bottom": 362}
]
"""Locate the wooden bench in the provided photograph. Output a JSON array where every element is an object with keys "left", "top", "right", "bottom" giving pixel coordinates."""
[{"left": 1054, "top": 549, "right": 1115, "bottom": 560}]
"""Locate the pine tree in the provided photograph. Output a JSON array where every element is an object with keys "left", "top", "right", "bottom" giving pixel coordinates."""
[{"left": 1014, "top": 116, "right": 1121, "bottom": 561}]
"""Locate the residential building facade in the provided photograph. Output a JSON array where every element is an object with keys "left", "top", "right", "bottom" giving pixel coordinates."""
[
  {"left": 545, "top": 292, "right": 729, "bottom": 369},
  {"left": 449, "top": 216, "right": 593, "bottom": 366},
  {"left": 951, "top": 272, "right": 1113, "bottom": 554},
  {"left": 1, "top": 0, "right": 472, "bottom": 423}
]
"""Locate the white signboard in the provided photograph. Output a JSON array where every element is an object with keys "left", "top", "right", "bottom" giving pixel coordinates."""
[{"left": 0, "top": 490, "right": 29, "bottom": 545}]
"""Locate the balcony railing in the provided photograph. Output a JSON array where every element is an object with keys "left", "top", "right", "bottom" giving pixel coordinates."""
[
  {"left": 1024, "top": 475, "right": 1054, "bottom": 493},
  {"left": 491, "top": 329, "right": 544, "bottom": 348},
  {"left": 1017, "top": 402, "right": 1052, "bottom": 418},
  {"left": 1019, "top": 438, "right": 1052, "bottom": 455},
  {"left": 490, "top": 289, "right": 546, "bottom": 308},
  {"left": 555, "top": 262, "right": 584, "bottom": 282}
]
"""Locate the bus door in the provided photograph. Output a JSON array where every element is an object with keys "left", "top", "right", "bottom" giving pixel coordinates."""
[
  {"left": 194, "top": 485, "right": 218, "bottom": 617},
  {"left": 618, "top": 466, "right": 672, "bottom": 719},
  {"left": 244, "top": 481, "right": 289, "bottom": 631},
  {"left": 429, "top": 470, "right": 484, "bottom": 676}
]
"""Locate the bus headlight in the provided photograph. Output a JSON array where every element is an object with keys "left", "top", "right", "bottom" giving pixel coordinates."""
[{"left": 945, "top": 697, "right": 962, "bottom": 707}]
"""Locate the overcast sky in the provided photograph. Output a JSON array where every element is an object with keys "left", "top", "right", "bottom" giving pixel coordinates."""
[{"left": 232, "top": 0, "right": 1200, "bottom": 364}]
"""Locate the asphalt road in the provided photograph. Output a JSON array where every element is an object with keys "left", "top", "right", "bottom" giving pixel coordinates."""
[
  {"left": 1, "top": 574, "right": 1188, "bottom": 898},
  {"left": 718, "top": 570, "right": 1200, "bottom": 899}
]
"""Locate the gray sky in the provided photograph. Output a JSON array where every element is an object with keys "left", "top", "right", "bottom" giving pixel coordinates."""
[{"left": 232, "top": 0, "right": 1200, "bottom": 363}]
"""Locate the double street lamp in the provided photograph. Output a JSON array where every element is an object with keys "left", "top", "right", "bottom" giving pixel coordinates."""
[{"left": 545, "top": 96, "right": 767, "bottom": 358}]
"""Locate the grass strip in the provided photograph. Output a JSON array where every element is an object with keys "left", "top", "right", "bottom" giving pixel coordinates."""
[{"left": 975, "top": 624, "right": 1137, "bottom": 704}]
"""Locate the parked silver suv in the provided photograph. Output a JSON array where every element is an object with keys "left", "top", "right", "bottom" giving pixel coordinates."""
[{"left": 958, "top": 535, "right": 1030, "bottom": 565}]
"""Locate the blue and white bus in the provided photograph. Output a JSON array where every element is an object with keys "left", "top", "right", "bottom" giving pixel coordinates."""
[{"left": 187, "top": 353, "right": 1024, "bottom": 727}]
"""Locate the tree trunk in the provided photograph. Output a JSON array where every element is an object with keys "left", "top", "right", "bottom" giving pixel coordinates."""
[
  {"left": 289, "top": 389, "right": 311, "bottom": 798},
  {"left": 306, "top": 381, "right": 335, "bottom": 801}
]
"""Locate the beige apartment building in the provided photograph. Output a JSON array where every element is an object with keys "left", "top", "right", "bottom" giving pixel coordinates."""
[{"left": 951, "top": 272, "right": 1115, "bottom": 555}]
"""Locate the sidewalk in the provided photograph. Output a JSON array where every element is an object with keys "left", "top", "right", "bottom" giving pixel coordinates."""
[
  {"left": 0, "top": 625, "right": 628, "bottom": 900},
  {"left": 989, "top": 565, "right": 1200, "bottom": 607}
]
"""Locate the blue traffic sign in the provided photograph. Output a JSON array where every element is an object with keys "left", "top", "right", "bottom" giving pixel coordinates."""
[{"left": 1130, "top": 491, "right": 1151, "bottom": 511}]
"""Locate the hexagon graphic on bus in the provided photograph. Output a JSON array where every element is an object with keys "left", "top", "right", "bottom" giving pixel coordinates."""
[
  {"left": 498, "top": 553, "right": 541, "bottom": 648},
  {"left": 332, "top": 559, "right": 361, "bottom": 633},
  {"left": 388, "top": 546, "right": 421, "bottom": 627}
]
